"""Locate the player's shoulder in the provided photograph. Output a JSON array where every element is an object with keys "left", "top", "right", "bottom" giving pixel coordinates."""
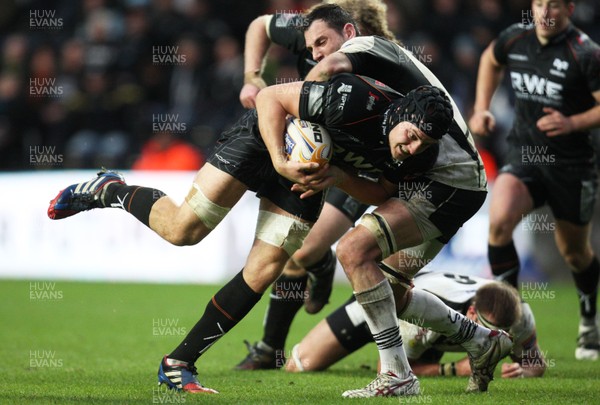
[
  {"left": 566, "top": 26, "right": 600, "bottom": 61},
  {"left": 496, "top": 23, "right": 534, "bottom": 46},
  {"left": 340, "top": 35, "right": 400, "bottom": 54}
]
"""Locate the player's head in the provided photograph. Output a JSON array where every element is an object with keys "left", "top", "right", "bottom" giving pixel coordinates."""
[
  {"left": 303, "top": 4, "right": 359, "bottom": 62},
  {"left": 325, "top": 0, "right": 400, "bottom": 44},
  {"left": 531, "top": 0, "right": 574, "bottom": 41},
  {"left": 383, "top": 85, "right": 453, "bottom": 162},
  {"left": 470, "top": 281, "right": 522, "bottom": 331}
]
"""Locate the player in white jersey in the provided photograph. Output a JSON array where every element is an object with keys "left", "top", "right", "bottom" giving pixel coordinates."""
[{"left": 285, "top": 272, "right": 546, "bottom": 378}]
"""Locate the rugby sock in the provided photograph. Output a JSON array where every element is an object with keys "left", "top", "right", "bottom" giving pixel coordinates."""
[
  {"left": 355, "top": 280, "right": 411, "bottom": 378},
  {"left": 262, "top": 273, "right": 308, "bottom": 352},
  {"left": 488, "top": 242, "right": 520, "bottom": 288},
  {"left": 306, "top": 249, "right": 335, "bottom": 276},
  {"left": 399, "top": 289, "right": 491, "bottom": 355},
  {"left": 169, "top": 269, "right": 262, "bottom": 364},
  {"left": 102, "top": 183, "right": 165, "bottom": 227},
  {"left": 571, "top": 257, "right": 599, "bottom": 321}
]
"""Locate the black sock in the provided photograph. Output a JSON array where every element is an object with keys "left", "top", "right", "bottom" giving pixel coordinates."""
[
  {"left": 306, "top": 249, "right": 335, "bottom": 276},
  {"left": 169, "top": 269, "right": 262, "bottom": 364},
  {"left": 488, "top": 242, "right": 520, "bottom": 288},
  {"left": 103, "top": 183, "right": 165, "bottom": 227},
  {"left": 262, "top": 273, "right": 308, "bottom": 351},
  {"left": 572, "top": 257, "right": 599, "bottom": 320}
]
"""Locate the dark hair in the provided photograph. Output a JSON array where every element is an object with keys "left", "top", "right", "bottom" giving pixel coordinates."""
[
  {"left": 382, "top": 85, "right": 453, "bottom": 140},
  {"left": 302, "top": 3, "right": 360, "bottom": 34}
]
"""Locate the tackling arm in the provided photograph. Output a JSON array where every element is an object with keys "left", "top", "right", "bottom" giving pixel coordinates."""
[
  {"left": 305, "top": 52, "right": 354, "bottom": 82},
  {"left": 240, "top": 15, "right": 271, "bottom": 108}
]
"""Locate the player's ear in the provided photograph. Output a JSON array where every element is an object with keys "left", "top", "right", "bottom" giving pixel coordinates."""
[
  {"left": 342, "top": 23, "right": 356, "bottom": 40},
  {"left": 567, "top": 2, "right": 575, "bottom": 17},
  {"left": 466, "top": 305, "right": 477, "bottom": 320}
]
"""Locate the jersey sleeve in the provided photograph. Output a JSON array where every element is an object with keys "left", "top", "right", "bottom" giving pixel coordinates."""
[
  {"left": 268, "top": 13, "right": 306, "bottom": 54},
  {"left": 577, "top": 41, "right": 600, "bottom": 94},
  {"left": 493, "top": 23, "right": 528, "bottom": 65},
  {"left": 339, "top": 36, "right": 403, "bottom": 75}
]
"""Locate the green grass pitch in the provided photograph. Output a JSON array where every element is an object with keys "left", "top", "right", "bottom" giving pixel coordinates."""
[{"left": 1, "top": 279, "right": 598, "bottom": 404}]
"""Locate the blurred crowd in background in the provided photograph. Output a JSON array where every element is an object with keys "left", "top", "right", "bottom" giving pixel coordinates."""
[{"left": 0, "top": 0, "right": 598, "bottom": 171}]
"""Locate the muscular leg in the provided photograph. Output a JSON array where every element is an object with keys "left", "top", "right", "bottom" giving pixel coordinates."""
[
  {"left": 103, "top": 163, "right": 248, "bottom": 246},
  {"left": 488, "top": 173, "right": 535, "bottom": 287},
  {"left": 337, "top": 200, "right": 422, "bottom": 380},
  {"left": 238, "top": 201, "right": 355, "bottom": 369},
  {"left": 169, "top": 198, "right": 309, "bottom": 364}
]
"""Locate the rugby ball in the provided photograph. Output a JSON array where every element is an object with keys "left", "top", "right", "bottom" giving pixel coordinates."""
[{"left": 284, "top": 117, "right": 333, "bottom": 165}]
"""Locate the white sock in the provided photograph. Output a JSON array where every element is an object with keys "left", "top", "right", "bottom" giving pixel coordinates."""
[
  {"left": 400, "top": 289, "right": 492, "bottom": 355},
  {"left": 355, "top": 280, "right": 412, "bottom": 378}
]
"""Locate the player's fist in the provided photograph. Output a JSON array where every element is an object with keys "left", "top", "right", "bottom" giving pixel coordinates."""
[
  {"left": 501, "top": 362, "right": 524, "bottom": 378},
  {"left": 469, "top": 110, "right": 496, "bottom": 137}
]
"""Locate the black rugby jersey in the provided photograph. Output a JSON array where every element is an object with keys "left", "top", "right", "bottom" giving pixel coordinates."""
[
  {"left": 299, "top": 73, "right": 440, "bottom": 184},
  {"left": 337, "top": 36, "right": 486, "bottom": 190},
  {"left": 268, "top": 13, "right": 316, "bottom": 79},
  {"left": 494, "top": 23, "right": 600, "bottom": 164}
]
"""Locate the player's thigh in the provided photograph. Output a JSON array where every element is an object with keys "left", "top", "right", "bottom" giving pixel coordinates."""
[{"left": 489, "top": 172, "right": 534, "bottom": 230}]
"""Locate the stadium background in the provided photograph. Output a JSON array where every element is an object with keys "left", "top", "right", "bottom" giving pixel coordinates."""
[{"left": 0, "top": 0, "right": 599, "bottom": 284}]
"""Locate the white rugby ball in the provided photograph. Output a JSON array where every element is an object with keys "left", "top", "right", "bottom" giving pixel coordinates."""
[{"left": 284, "top": 117, "right": 332, "bottom": 165}]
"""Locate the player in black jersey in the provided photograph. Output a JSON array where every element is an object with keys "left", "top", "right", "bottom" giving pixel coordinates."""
[
  {"left": 257, "top": 67, "right": 512, "bottom": 396},
  {"left": 236, "top": 0, "right": 397, "bottom": 371},
  {"left": 469, "top": 0, "right": 600, "bottom": 361}
]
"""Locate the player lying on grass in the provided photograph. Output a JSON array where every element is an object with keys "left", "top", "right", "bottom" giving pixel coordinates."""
[{"left": 285, "top": 271, "right": 546, "bottom": 378}]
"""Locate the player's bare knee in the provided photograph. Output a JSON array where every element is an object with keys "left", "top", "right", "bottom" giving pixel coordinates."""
[
  {"left": 489, "top": 217, "right": 516, "bottom": 245},
  {"left": 337, "top": 235, "right": 367, "bottom": 277},
  {"left": 562, "top": 250, "right": 593, "bottom": 272}
]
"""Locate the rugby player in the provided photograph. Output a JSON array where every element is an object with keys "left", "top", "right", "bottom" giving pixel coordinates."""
[
  {"left": 236, "top": 0, "right": 395, "bottom": 371},
  {"left": 469, "top": 0, "right": 600, "bottom": 361},
  {"left": 285, "top": 272, "right": 546, "bottom": 379}
]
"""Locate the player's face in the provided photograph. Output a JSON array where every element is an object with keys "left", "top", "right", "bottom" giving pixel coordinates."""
[
  {"left": 304, "top": 20, "right": 355, "bottom": 62},
  {"left": 531, "top": 0, "right": 574, "bottom": 40},
  {"left": 388, "top": 122, "right": 438, "bottom": 162}
]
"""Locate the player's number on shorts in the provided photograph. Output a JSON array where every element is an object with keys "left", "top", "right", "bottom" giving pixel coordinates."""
[{"left": 442, "top": 273, "right": 477, "bottom": 285}]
